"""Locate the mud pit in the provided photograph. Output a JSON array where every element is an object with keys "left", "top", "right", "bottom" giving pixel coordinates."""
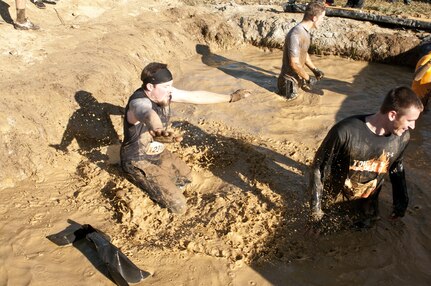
[{"left": 1, "top": 0, "right": 431, "bottom": 285}]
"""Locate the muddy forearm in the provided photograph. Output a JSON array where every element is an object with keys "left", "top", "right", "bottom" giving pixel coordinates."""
[
  {"left": 130, "top": 98, "right": 164, "bottom": 131},
  {"left": 309, "top": 166, "right": 324, "bottom": 217},
  {"left": 305, "top": 54, "right": 317, "bottom": 72},
  {"left": 291, "top": 60, "right": 309, "bottom": 80},
  {"left": 141, "top": 110, "right": 164, "bottom": 131},
  {"left": 390, "top": 161, "right": 409, "bottom": 217}
]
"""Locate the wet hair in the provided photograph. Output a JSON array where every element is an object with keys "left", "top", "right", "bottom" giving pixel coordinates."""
[
  {"left": 380, "top": 86, "right": 424, "bottom": 115},
  {"left": 141, "top": 62, "right": 173, "bottom": 90},
  {"left": 303, "top": 1, "right": 326, "bottom": 21}
]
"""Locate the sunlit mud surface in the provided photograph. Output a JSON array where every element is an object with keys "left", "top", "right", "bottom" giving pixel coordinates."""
[
  {"left": 111, "top": 47, "right": 431, "bottom": 283},
  {"left": 1, "top": 46, "right": 430, "bottom": 285}
]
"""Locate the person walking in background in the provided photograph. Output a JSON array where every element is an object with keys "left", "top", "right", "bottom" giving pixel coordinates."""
[
  {"left": 31, "top": 0, "right": 60, "bottom": 10},
  {"left": 277, "top": 1, "right": 326, "bottom": 100},
  {"left": 344, "top": 0, "right": 365, "bottom": 8},
  {"left": 387, "top": 0, "right": 411, "bottom": 6},
  {"left": 309, "top": 87, "right": 423, "bottom": 227},
  {"left": 14, "top": 0, "right": 39, "bottom": 30},
  {"left": 31, "top": 0, "right": 45, "bottom": 9}
]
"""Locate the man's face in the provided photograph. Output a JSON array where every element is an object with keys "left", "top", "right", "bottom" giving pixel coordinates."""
[
  {"left": 149, "top": 80, "right": 173, "bottom": 107},
  {"left": 390, "top": 106, "right": 421, "bottom": 136},
  {"left": 313, "top": 11, "right": 325, "bottom": 29}
]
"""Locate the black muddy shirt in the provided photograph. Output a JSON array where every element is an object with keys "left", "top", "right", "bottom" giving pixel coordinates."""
[
  {"left": 120, "top": 88, "right": 170, "bottom": 163},
  {"left": 310, "top": 114, "right": 410, "bottom": 215}
]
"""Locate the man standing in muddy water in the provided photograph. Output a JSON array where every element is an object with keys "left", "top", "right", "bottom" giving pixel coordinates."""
[
  {"left": 309, "top": 86, "right": 423, "bottom": 228},
  {"left": 121, "top": 62, "right": 250, "bottom": 214},
  {"left": 277, "top": 1, "right": 325, "bottom": 100}
]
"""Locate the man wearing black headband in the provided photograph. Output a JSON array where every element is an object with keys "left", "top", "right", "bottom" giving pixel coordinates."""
[{"left": 120, "top": 62, "right": 250, "bottom": 214}]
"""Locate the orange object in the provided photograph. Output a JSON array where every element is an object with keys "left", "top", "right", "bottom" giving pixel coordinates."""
[{"left": 412, "top": 52, "right": 431, "bottom": 106}]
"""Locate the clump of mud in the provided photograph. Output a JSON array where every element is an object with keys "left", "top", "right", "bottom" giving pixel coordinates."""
[{"left": 72, "top": 119, "right": 316, "bottom": 265}]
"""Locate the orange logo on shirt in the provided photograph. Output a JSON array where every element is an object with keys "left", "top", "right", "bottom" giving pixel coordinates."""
[{"left": 349, "top": 151, "right": 392, "bottom": 174}]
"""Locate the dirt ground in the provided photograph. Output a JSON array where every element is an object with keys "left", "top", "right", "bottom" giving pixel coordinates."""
[{"left": 1, "top": 0, "right": 430, "bottom": 285}]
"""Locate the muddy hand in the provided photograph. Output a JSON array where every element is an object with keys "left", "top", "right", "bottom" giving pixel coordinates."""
[
  {"left": 149, "top": 129, "right": 183, "bottom": 143},
  {"left": 302, "top": 77, "right": 317, "bottom": 91},
  {"left": 311, "top": 209, "right": 325, "bottom": 221},
  {"left": 229, "top": 89, "right": 251, "bottom": 102},
  {"left": 312, "top": 68, "right": 324, "bottom": 80}
]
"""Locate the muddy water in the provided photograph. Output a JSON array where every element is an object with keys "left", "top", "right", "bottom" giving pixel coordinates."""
[
  {"left": 174, "top": 46, "right": 431, "bottom": 285},
  {"left": 1, "top": 46, "right": 430, "bottom": 286}
]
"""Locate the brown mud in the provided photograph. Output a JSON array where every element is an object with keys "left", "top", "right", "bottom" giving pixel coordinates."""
[{"left": 1, "top": 0, "right": 430, "bottom": 285}]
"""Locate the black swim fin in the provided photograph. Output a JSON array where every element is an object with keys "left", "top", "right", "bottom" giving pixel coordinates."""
[
  {"left": 46, "top": 223, "right": 95, "bottom": 245},
  {"left": 87, "top": 231, "right": 150, "bottom": 285},
  {"left": 47, "top": 222, "right": 150, "bottom": 285}
]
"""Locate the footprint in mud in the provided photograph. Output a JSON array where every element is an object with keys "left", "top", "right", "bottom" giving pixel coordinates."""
[{"left": 29, "top": 213, "right": 45, "bottom": 225}]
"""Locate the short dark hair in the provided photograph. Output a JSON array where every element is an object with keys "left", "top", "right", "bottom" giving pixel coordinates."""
[
  {"left": 141, "top": 62, "right": 168, "bottom": 90},
  {"left": 303, "top": 2, "right": 326, "bottom": 21},
  {"left": 380, "top": 86, "right": 424, "bottom": 115}
]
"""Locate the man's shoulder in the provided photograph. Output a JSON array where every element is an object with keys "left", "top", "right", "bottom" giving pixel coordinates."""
[
  {"left": 128, "top": 89, "right": 152, "bottom": 110},
  {"left": 335, "top": 114, "right": 367, "bottom": 129},
  {"left": 289, "top": 23, "right": 306, "bottom": 34},
  {"left": 129, "top": 89, "right": 150, "bottom": 102},
  {"left": 326, "top": 115, "right": 367, "bottom": 140},
  {"left": 130, "top": 96, "right": 152, "bottom": 107}
]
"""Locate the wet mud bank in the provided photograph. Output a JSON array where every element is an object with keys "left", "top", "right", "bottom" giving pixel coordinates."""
[
  {"left": 139, "top": 4, "right": 431, "bottom": 67},
  {"left": 206, "top": 3, "right": 431, "bottom": 66}
]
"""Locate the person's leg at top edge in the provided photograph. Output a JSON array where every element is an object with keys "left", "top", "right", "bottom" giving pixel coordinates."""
[{"left": 14, "top": 0, "right": 39, "bottom": 30}]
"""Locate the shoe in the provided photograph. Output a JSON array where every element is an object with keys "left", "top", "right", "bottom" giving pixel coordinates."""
[
  {"left": 34, "top": 0, "right": 46, "bottom": 9},
  {"left": 43, "top": 0, "right": 59, "bottom": 4},
  {"left": 286, "top": 92, "right": 298, "bottom": 101},
  {"left": 344, "top": 1, "right": 353, "bottom": 7},
  {"left": 14, "top": 19, "right": 40, "bottom": 30}
]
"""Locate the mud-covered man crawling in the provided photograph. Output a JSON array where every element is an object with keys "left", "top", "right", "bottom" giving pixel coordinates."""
[{"left": 120, "top": 62, "right": 250, "bottom": 214}]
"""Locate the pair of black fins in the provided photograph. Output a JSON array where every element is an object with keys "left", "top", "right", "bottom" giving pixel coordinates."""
[{"left": 46, "top": 220, "right": 150, "bottom": 285}]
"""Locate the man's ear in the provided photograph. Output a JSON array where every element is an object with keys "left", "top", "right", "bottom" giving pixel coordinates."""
[
  {"left": 146, "top": 83, "right": 154, "bottom": 91},
  {"left": 388, "top": 110, "right": 397, "bottom": 121}
]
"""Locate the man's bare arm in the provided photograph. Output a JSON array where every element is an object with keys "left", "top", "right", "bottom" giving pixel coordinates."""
[
  {"left": 128, "top": 98, "right": 164, "bottom": 131},
  {"left": 171, "top": 88, "right": 250, "bottom": 104}
]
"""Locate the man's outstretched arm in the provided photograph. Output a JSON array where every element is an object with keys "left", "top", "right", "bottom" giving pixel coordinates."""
[{"left": 171, "top": 87, "right": 250, "bottom": 104}]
